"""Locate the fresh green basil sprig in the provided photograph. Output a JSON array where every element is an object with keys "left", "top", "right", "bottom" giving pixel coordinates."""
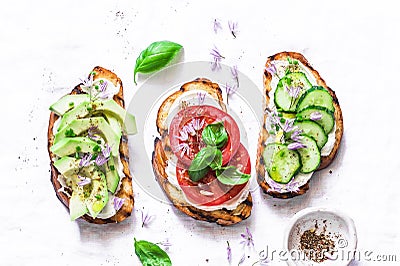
[
  {"left": 188, "top": 122, "right": 250, "bottom": 185},
  {"left": 134, "top": 238, "right": 172, "bottom": 266},
  {"left": 202, "top": 122, "right": 228, "bottom": 148},
  {"left": 134, "top": 40, "right": 183, "bottom": 84}
]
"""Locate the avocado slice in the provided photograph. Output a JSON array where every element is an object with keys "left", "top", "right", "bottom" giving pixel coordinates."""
[
  {"left": 53, "top": 156, "right": 80, "bottom": 175},
  {"left": 69, "top": 186, "right": 88, "bottom": 221},
  {"left": 50, "top": 137, "right": 100, "bottom": 157},
  {"left": 85, "top": 169, "right": 109, "bottom": 218},
  {"left": 54, "top": 117, "right": 121, "bottom": 156},
  {"left": 50, "top": 94, "right": 90, "bottom": 116},
  {"left": 57, "top": 100, "right": 137, "bottom": 135},
  {"left": 105, "top": 157, "right": 120, "bottom": 194}
]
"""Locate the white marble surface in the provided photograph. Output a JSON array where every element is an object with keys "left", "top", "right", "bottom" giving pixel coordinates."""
[{"left": 1, "top": 0, "right": 399, "bottom": 265}]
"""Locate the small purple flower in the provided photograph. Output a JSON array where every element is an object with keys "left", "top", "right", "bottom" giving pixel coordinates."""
[
  {"left": 78, "top": 175, "right": 91, "bottom": 186},
  {"left": 113, "top": 197, "right": 125, "bottom": 211},
  {"left": 282, "top": 119, "right": 294, "bottom": 132},
  {"left": 238, "top": 253, "right": 246, "bottom": 265},
  {"left": 183, "top": 124, "right": 196, "bottom": 136},
  {"left": 227, "top": 241, "right": 232, "bottom": 263},
  {"left": 79, "top": 153, "right": 92, "bottom": 167},
  {"left": 102, "top": 144, "right": 112, "bottom": 158},
  {"left": 310, "top": 111, "right": 322, "bottom": 121},
  {"left": 210, "top": 46, "right": 225, "bottom": 71},
  {"left": 286, "top": 85, "right": 301, "bottom": 98},
  {"left": 267, "top": 180, "right": 284, "bottom": 193},
  {"left": 228, "top": 21, "right": 238, "bottom": 38},
  {"left": 174, "top": 143, "right": 190, "bottom": 158},
  {"left": 213, "top": 18, "right": 222, "bottom": 34},
  {"left": 288, "top": 142, "right": 307, "bottom": 150},
  {"left": 99, "top": 80, "right": 108, "bottom": 92},
  {"left": 286, "top": 181, "right": 300, "bottom": 193},
  {"left": 140, "top": 209, "right": 154, "bottom": 227},
  {"left": 225, "top": 83, "right": 237, "bottom": 96},
  {"left": 197, "top": 92, "right": 206, "bottom": 105},
  {"left": 240, "top": 227, "right": 254, "bottom": 248},
  {"left": 192, "top": 118, "right": 205, "bottom": 131},
  {"left": 231, "top": 65, "right": 239, "bottom": 85},
  {"left": 265, "top": 63, "right": 277, "bottom": 76},
  {"left": 290, "top": 128, "right": 303, "bottom": 142},
  {"left": 87, "top": 125, "right": 101, "bottom": 140},
  {"left": 95, "top": 153, "right": 109, "bottom": 166},
  {"left": 177, "top": 129, "right": 189, "bottom": 141}
]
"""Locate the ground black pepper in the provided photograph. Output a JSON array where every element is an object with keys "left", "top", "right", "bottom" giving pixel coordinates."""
[{"left": 300, "top": 227, "right": 335, "bottom": 263}]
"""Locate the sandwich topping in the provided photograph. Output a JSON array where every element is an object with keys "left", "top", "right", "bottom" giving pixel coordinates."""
[
  {"left": 263, "top": 57, "right": 336, "bottom": 193},
  {"left": 166, "top": 98, "right": 251, "bottom": 211},
  {"left": 49, "top": 72, "right": 137, "bottom": 220}
]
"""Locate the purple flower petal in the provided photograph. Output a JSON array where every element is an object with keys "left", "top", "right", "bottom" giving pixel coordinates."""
[
  {"left": 213, "top": 18, "right": 222, "bottom": 34},
  {"left": 183, "top": 124, "right": 196, "bottom": 136},
  {"left": 87, "top": 125, "right": 101, "bottom": 140},
  {"left": 99, "top": 80, "right": 108, "bottom": 92},
  {"left": 310, "top": 111, "right": 322, "bottom": 121},
  {"left": 210, "top": 46, "right": 224, "bottom": 71},
  {"left": 102, "top": 144, "right": 112, "bottom": 158},
  {"left": 113, "top": 197, "right": 125, "bottom": 211},
  {"left": 282, "top": 119, "right": 295, "bottom": 132},
  {"left": 288, "top": 142, "right": 307, "bottom": 150},
  {"left": 238, "top": 253, "right": 246, "bottom": 265},
  {"left": 78, "top": 175, "right": 91, "bottom": 186},
  {"left": 192, "top": 118, "right": 205, "bottom": 131},
  {"left": 79, "top": 153, "right": 92, "bottom": 167},
  {"left": 225, "top": 83, "right": 237, "bottom": 96},
  {"left": 197, "top": 92, "right": 206, "bottom": 105},
  {"left": 228, "top": 21, "right": 238, "bottom": 38},
  {"left": 140, "top": 209, "right": 154, "bottom": 227},
  {"left": 231, "top": 65, "right": 239, "bottom": 85},
  {"left": 227, "top": 241, "right": 232, "bottom": 262},
  {"left": 240, "top": 227, "right": 254, "bottom": 248},
  {"left": 290, "top": 128, "right": 303, "bottom": 142},
  {"left": 265, "top": 63, "right": 277, "bottom": 76},
  {"left": 285, "top": 85, "right": 301, "bottom": 98},
  {"left": 95, "top": 153, "right": 109, "bottom": 166}
]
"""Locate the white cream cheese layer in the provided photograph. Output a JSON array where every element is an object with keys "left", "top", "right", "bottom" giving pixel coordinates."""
[
  {"left": 264, "top": 59, "right": 336, "bottom": 192},
  {"left": 166, "top": 162, "right": 249, "bottom": 211}
]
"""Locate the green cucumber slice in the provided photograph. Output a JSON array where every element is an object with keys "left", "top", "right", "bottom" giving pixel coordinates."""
[
  {"left": 296, "top": 86, "right": 334, "bottom": 112},
  {"left": 293, "top": 120, "right": 328, "bottom": 149},
  {"left": 263, "top": 143, "right": 301, "bottom": 184},
  {"left": 274, "top": 72, "right": 312, "bottom": 112},
  {"left": 296, "top": 135, "right": 321, "bottom": 173},
  {"left": 297, "top": 106, "right": 335, "bottom": 134}
]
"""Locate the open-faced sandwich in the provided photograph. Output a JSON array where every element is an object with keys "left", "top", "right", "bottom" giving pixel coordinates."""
[
  {"left": 48, "top": 66, "right": 137, "bottom": 223},
  {"left": 256, "top": 52, "right": 343, "bottom": 198},
  {"left": 152, "top": 78, "right": 252, "bottom": 225}
]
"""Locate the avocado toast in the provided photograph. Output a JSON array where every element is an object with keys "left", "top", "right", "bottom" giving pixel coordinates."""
[
  {"left": 48, "top": 66, "right": 137, "bottom": 223},
  {"left": 256, "top": 52, "right": 343, "bottom": 198}
]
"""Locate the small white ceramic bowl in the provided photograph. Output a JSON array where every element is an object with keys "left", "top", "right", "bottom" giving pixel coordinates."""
[{"left": 283, "top": 207, "right": 357, "bottom": 266}]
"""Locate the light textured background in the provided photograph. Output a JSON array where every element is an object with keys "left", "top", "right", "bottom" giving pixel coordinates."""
[{"left": 1, "top": 0, "right": 399, "bottom": 265}]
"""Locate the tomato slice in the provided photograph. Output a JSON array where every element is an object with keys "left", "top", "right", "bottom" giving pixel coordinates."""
[
  {"left": 176, "top": 143, "right": 251, "bottom": 206},
  {"left": 169, "top": 105, "right": 240, "bottom": 167}
]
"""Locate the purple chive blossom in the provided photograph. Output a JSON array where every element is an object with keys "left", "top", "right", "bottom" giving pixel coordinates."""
[
  {"left": 267, "top": 180, "right": 284, "bottom": 193},
  {"left": 177, "top": 129, "right": 189, "bottom": 141},
  {"left": 192, "top": 118, "right": 205, "bottom": 131},
  {"left": 140, "top": 209, "right": 154, "bottom": 227},
  {"left": 238, "top": 253, "right": 246, "bottom": 265},
  {"left": 227, "top": 241, "right": 232, "bottom": 263},
  {"left": 213, "top": 18, "right": 222, "bottom": 33},
  {"left": 290, "top": 128, "right": 303, "bottom": 142},
  {"left": 240, "top": 227, "right": 254, "bottom": 248},
  {"left": 175, "top": 143, "right": 190, "bottom": 158},
  {"left": 231, "top": 65, "right": 239, "bottom": 86},
  {"left": 286, "top": 85, "right": 301, "bottom": 98},
  {"left": 102, "top": 144, "right": 112, "bottom": 158},
  {"left": 87, "top": 125, "right": 101, "bottom": 140},
  {"left": 310, "top": 111, "right": 322, "bottom": 121},
  {"left": 79, "top": 153, "right": 92, "bottom": 167},
  {"left": 183, "top": 124, "right": 196, "bottom": 136},
  {"left": 265, "top": 63, "right": 277, "bottom": 76},
  {"left": 288, "top": 142, "right": 307, "bottom": 150},
  {"left": 210, "top": 46, "right": 225, "bottom": 71},
  {"left": 282, "top": 119, "right": 295, "bottom": 132},
  {"left": 113, "top": 197, "right": 125, "bottom": 211},
  {"left": 228, "top": 21, "right": 238, "bottom": 38},
  {"left": 78, "top": 175, "right": 91, "bottom": 186},
  {"left": 95, "top": 154, "right": 109, "bottom": 166},
  {"left": 225, "top": 83, "right": 237, "bottom": 96},
  {"left": 99, "top": 80, "right": 108, "bottom": 92},
  {"left": 197, "top": 92, "right": 206, "bottom": 105}
]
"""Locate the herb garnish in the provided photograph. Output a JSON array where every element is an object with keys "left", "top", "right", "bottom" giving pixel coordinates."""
[
  {"left": 210, "top": 46, "right": 225, "bottom": 71},
  {"left": 134, "top": 238, "right": 172, "bottom": 266},
  {"left": 213, "top": 18, "right": 223, "bottom": 34},
  {"left": 134, "top": 41, "right": 183, "bottom": 85},
  {"left": 228, "top": 21, "right": 238, "bottom": 38}
]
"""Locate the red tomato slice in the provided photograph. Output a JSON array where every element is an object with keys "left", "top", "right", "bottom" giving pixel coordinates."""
[
  {"left": 169, "top": 105, "right": 240, "bottom": 167},
  {"left": 176, "top": 143, "right": 251, "bottom": 206}
]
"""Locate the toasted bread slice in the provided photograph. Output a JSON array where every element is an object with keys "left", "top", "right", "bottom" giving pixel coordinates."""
[
  {"left": 47, "top": 66, "right": 134, "bottom": 223},
  {"left": 256, "top": 52, "right": 343, "bottom": 198},
  {"left": 152, "top": 78, "right": 252, "bottom": 225}
]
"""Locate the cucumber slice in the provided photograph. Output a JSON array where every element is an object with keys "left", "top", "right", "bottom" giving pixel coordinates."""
[
  {"left": 274, "top": 72, "right": 312, "bottom": 112},
  {"left": 293, "top": 120, "right": 328, "bottom": 149},
  {"left": 296, "top": 135, "right": 321, "bottom": 173},
  {"left": 296, "top": 86, "right": 334, "bottom": 112},
  {"left": 263, "top": 143, "right": 301, "bottom": 184},
  {"left": 297, "top": 106, "right": 335, "bottom": 134}
]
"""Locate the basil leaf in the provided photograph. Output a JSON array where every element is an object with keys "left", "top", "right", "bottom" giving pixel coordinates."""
[
  {"left": 134, "top": 239, "right": 172, "bottom": 266},
  {"left": 188, "top": 146, "right": 222, "bottom": 182},
  {"left": 202, "top": 122, "right": 228, "bottom": 148},
  {"left": 134, "top": 40, "right": 183, "bottom": 84},
  {"left": 215, "top": 166, "right": 250, "bottom": 185}
]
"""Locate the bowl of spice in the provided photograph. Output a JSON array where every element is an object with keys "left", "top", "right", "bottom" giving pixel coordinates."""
[{"left": 283, "top": 207, "right": 357, "bottom": 265}]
